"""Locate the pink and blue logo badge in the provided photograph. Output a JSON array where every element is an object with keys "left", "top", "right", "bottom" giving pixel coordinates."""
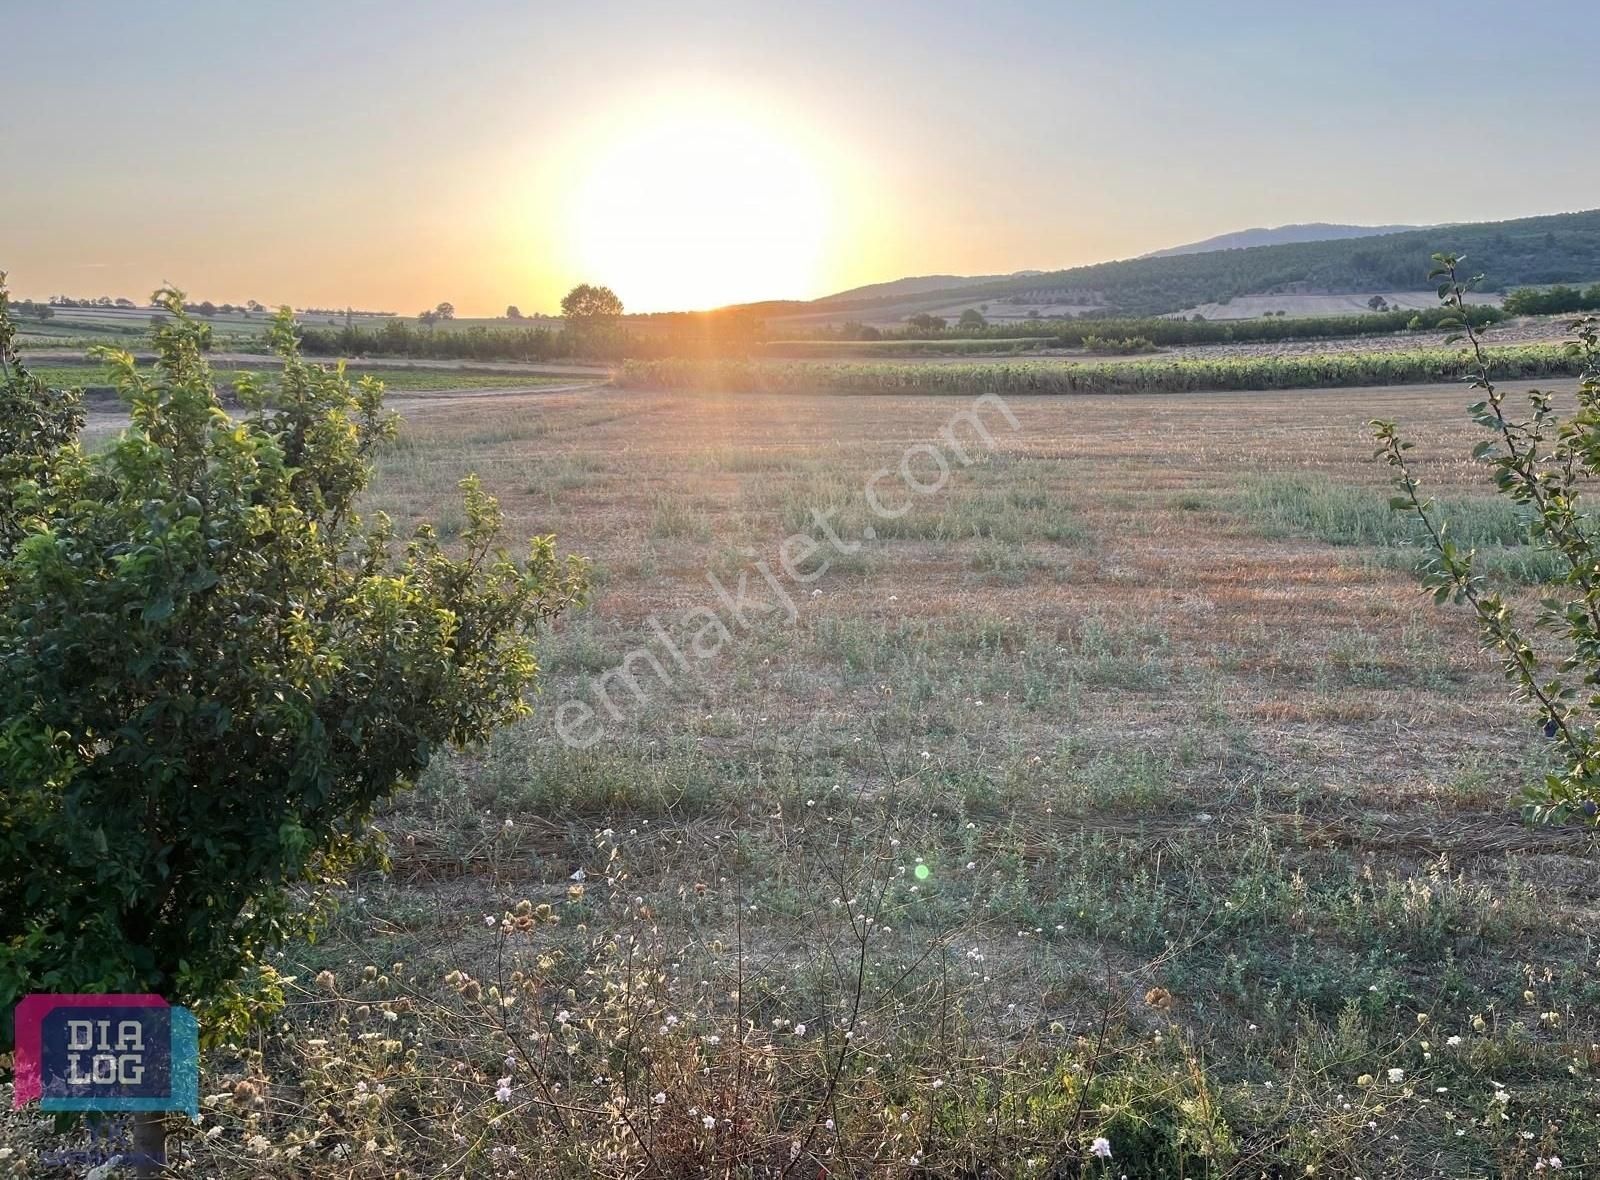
[{"left": 12, "top": 994, "right": 198, "bottom": 1117}]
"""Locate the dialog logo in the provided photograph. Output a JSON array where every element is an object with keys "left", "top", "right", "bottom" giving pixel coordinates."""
[{"left": 12, "top": 993, "right": 198, "bottom": 1117}]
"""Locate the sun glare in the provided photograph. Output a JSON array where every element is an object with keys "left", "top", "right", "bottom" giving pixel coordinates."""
[{"left": 565, "top": 102, "right": 834, "bottom": 311}]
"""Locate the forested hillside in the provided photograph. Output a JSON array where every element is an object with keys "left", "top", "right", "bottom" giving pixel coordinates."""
[{"left": 799, "top": 208, "right": 1600, "bottom": 319}]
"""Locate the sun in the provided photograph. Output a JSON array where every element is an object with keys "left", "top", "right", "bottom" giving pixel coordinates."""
[{"left": 564, "top": 101, "right": 834, "bottom": 312}]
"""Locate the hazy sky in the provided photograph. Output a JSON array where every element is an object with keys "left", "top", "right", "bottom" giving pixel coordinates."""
[{"left": 4, "top": 1, "right": 1597, "bottom": 313}]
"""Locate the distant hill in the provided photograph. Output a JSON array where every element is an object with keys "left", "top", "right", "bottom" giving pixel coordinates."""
[
  {"left": 1142, "top": 222, "right": 1423, "bottom": 258},
  {"left": 790, "top": 208, "right": 1600, "bottom": 322},
  {"left": 820, "top": 273, "right": 1028, "bottom": 303}
]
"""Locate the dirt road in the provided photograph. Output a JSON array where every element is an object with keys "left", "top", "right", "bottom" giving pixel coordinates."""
[{"left": 81, "top": 379, "right": 610, "bottom": 444}]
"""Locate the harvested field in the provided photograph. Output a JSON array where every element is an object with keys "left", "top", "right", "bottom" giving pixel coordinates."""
[{"left": 180, "top": 375, "right": 1598, "bottom": 1176}]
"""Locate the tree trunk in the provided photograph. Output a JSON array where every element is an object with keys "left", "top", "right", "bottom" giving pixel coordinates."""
[{"left": 128, "top": 1111, "right": 167, "bottom": 1177}]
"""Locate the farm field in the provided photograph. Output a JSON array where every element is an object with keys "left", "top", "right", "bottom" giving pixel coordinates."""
[
  {"left": 622, "top": 344, "right": 1586, "bottom": 397},
  {"left": 96, "top": 375, "right": 1594, "bottom": 1176},
  {"left": 8, "top": 305, "right": 563, "bottom": 356},
  {"left": 1172, "top": 290, "right": 1505, "bottom": 320},
  {"left": 37, "top": 363, "right": 584, "bottom": 396},
  {"left": 22, "top": 349, "right": 604, "bottom": 372}
]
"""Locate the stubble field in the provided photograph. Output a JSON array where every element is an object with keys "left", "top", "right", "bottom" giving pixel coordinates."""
[{"left": 54, "top": 376, "right": 1595, "bottom": 1177}]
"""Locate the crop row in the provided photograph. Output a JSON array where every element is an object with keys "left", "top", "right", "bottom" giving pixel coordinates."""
[{"left": 619, "top": 344, "right": 1586, "bottom": 397}]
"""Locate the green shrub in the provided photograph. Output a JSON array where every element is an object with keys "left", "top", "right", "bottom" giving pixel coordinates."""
[
  {"left": 0, "top": 284, "right": 586, "bottom": 1041},
  {"left": 1081, "top": 334, "right": 1157, "bottom": 354}
]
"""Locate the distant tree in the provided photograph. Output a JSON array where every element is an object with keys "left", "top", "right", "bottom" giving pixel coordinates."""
[
  {"left": 114, "top": 297, "right": 135, "bottom": 309},
  {"left": 506, "top": 305, "right": 522, "bottom": 320},
  {"left": 958, "top": 308, "right": 987, "bottom": 330},
  {"left": 1368, "top": 295, "right": 1388, "bottom": 311},
  {"left": 246, "top": 300, "right": 265, "bottom": 313},
  {"left": 435, "top": 301, "right": 456, "bottom": 321},
  {"left": 560, "top": 284, "right": 624, "bottom": 322},
  {"left": 907, "top": 313, "right": 947, "bottom": 333},
  {"left": 197, "top": 300, "right": 217, "bottom": 316},
  {"left": 418, "top": 309, "right": 439, "bottom": 327}
]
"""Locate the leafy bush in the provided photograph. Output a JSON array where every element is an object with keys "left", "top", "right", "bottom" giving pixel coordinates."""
[
  {"left": 0, "top": 285, "right": 586, "bottom": 1041},
  {"left": 1081, "top": 334, "right": 1157, "bottom": 354}
]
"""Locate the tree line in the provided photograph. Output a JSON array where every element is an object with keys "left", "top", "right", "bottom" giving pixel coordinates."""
[
  {"left": 296, "top": 285, "right": 769, "bottom": 363},
  {"left": 1502, "top": 283, "right": 1600, "bottom": 315},
  {"left": 802, "top": 305, "right": 1506, "bottom": 348}
]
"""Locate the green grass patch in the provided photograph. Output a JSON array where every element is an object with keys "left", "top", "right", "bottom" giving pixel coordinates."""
[{"left": 1235, "top": 474, "right": 1568, "bottom": 583}]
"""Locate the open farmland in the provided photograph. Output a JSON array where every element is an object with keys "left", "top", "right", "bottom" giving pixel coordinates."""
[
  {"left": 83, "top": 373, "right": 1590, "bottom": 1177},
  {"left": 13, "top": 4, "right": 1600, "bottom": 1175}
]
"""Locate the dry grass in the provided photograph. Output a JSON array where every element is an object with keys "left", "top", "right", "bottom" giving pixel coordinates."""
[
  {"left": 338, "top": 380, "right": 1600, "bottom": 1168},
  {"left": 16, "top": 379, "right": 1590, "bottom": 1176}
]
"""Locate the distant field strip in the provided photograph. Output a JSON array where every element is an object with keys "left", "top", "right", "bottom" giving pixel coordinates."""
[
  {"left": 32, "top": 365, "right": 569, "bottom": 394},
  {"left": 622, "top": 344, "right": 1585, "bottom": 395}
]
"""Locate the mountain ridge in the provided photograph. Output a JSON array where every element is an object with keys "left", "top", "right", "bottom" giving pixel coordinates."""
[{"left": 1140, "top": 222, "right": 1426, "bottom": 258}]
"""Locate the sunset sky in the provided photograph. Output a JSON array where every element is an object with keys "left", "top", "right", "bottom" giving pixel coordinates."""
[{"left": 5, "top": 0, "right": 1598, "bottom": 314}]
